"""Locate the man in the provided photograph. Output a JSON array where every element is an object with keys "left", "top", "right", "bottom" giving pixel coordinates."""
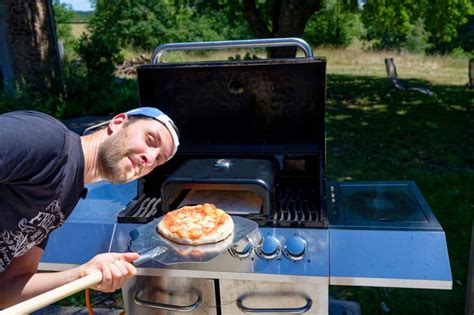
[{"left": 0, "top": 107, "right": 179, "bottom": 307}]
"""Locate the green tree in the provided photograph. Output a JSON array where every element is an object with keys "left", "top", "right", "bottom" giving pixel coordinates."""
[
  {"left": 178, "top": 0, "right": 359, "bottom": 57},
  {"left": 88, "top": 0, "right": 230, "bottom": 51},
  {"left": 424, "top": 0, "right": 473, "bottom": 53},
  {"left": 361, "top": 0, "right": 473, "bottom": 53},
  {"left": 53, "top": 3, "right": 75, "bottom": 56},
  {"left": 173, "top": 0, "right": 254, "bottom": 41},
  {"left": 451, "top": 14, "right": 474, "bottom": 54},
  {"left": 89, "top": 0, "right": 362, "bottom": 57},
  {"left": 89, "top": 0, "right": 173, "bottom": 50}
]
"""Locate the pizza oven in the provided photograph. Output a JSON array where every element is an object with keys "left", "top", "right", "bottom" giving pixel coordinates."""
[{"left": 110, "top": 38, "right": 451, "bottom": 314}]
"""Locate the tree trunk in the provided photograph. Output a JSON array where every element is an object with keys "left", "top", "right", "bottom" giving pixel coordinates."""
[
  {"left": 1, "top": 0, "right": 63, "bottom": 93},
  {"left": 242, "top": 0, "right": 322, "bottom": 58}
]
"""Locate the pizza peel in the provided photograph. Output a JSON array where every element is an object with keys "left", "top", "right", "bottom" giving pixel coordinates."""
[
  {"left": 2, "top": 219, "right": 257, "bottom": 314},
  {"left": 129, "top": 215, "right": 258, "bottom": 266}
]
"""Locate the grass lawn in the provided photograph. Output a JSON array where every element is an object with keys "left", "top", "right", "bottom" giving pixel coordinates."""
[{"left": 70, "top": 22, "right": 88, "bottom": 38}]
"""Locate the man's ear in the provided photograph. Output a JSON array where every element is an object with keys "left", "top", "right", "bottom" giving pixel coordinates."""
[{"left": 107, "top": 113, "right": 128, "bottom": 135}]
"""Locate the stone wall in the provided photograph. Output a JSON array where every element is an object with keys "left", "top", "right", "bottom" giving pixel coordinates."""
[{"left": 0, "top": 0, "right": 62, "bottom": 92}]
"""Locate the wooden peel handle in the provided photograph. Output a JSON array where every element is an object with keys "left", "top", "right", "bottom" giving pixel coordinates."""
[{"left": 1, "top": 271, "right": 102, "bottom": 314}]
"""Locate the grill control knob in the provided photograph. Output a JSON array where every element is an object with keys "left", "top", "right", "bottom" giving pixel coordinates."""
[
  {"left": 256, "top": 235, "right": 280, "bottom": 259},
  {"left": 229, "top": 236, "right": 254, "bottom": 259},
  {"left": 284, "top": 236, "right": 306, "bottom": 260}
]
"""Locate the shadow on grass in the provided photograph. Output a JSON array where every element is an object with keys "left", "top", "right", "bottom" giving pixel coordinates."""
[
  {"left": 326, "top": 73, "right": 473, "bottom": 179},
  {"left": 326, "top": 73, "right": 474, "bottom": 315}
]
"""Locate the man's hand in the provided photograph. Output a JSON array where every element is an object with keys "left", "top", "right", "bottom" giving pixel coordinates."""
[
  {"left": 0, "top": 248, "right": 140, "bottom": 307},
  {"left": 78, "top": 252, "right": 139, "bottom": 292}
]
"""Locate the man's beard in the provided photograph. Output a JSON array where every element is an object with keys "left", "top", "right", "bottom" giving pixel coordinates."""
[{"left": 97, "top": 131, "right": 134, "bottom": 184}]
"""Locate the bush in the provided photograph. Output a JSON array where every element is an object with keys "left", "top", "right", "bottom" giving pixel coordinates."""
[
  {"left": 401, "top": 18, "right": 432, "bottom": 53},
  {"left": 0, "top": 82, "right": 61, "bottom": 116},
  {"left": 60, "top": 58, "right": 138, "bottom": 118},
  {"left": 449, "top": 47, "right": 474, "bottom": 59},
  {"left": 304, "top": 0, "right": 363, "bottom": 48},
  {"left": 75, "top": 32, "right": 123, "bottom": 80}
]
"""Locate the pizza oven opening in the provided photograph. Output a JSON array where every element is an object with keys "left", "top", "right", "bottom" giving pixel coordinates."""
[{"left": 160, "top": 158, "right": 277, "bottom": 215}]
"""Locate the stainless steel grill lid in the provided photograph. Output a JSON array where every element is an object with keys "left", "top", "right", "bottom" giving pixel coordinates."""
[{"left": 128, "top": 215, "right": 258, "bottom": 265}]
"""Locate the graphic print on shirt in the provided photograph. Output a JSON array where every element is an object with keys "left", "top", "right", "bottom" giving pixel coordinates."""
[{"left": 0, "top": 200, "right": 65, "bottom": 272}]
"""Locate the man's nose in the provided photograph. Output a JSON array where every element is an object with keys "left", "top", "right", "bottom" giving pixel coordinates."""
[{"left": 141, "top": 147, "right": 160, "bottom": 166}]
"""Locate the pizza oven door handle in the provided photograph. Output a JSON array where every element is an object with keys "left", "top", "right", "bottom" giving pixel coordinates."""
[
  {"left": 152, "top": 38, "right": 314, "bottom": 63},
  {"left": 134, "top": 288, "right": 203, "bottom": 312},
  {"left": 237, "top": 296, "right": 313, "bottom": 313}
]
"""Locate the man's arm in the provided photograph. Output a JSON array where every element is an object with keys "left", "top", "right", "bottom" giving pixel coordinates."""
[{"left": 0, "top": 246, "right": 139, "bottom": 308}]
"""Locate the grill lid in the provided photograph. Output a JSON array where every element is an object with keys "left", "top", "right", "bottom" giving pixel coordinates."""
[{"left": 137, "top": 58, "right": 326, "bottom": 156}]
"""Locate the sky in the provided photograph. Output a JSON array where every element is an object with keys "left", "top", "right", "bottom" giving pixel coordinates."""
[{"left": 60, "top": 0, "right": 93, "bottom": 11}]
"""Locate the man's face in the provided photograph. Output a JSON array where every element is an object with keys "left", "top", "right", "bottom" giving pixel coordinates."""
[{"left": 97, "top": 118, "right": 175, "bottom": 184}]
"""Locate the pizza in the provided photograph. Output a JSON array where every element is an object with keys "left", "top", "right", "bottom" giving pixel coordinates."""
[{"left": 157, "top": 203, "right": 234, "bottom": 245}]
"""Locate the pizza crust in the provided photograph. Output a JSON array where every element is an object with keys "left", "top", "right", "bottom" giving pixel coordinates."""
[
  {"left": 171, "top": 233, "right": 234, "bottom": 257},
  {"left": 157, "top": 203, "right": 234, "bottom": 245}
]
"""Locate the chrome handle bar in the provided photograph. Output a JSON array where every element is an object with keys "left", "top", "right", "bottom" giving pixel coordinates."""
[
  {"left": 134, "top": 289, "right": 202, "bottom": 312},
  {"left": 237, "top": 296, "right": 313, "bottom": 313},
  {"left": 152, "top": 38, "right": 313, "bottom": 63}
]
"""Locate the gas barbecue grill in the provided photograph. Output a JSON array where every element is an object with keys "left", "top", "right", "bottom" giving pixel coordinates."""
[
  {"left": 111, "top": 38, "right": 452, "bottom": 314},
  {"left": 39, "top": 38, "right": 452, "bottom": 315}
]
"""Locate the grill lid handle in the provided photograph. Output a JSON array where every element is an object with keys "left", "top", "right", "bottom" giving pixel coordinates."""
[{"left": 152, "top": 38, "right": 314, "bottom": 63}]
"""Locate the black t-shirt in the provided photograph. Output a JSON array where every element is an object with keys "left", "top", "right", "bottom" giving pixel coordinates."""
[{"left": 0, "top": 111, "right": 85, "bottom": 272}]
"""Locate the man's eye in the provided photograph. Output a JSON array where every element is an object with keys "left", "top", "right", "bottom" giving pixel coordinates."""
[{"left": 147, "top": 135, "right": 154, "bottom": 145}]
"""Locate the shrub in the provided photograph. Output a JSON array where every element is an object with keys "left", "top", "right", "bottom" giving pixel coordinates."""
[
  {"left": 0, "top": 79, "right": 62, "bottom": 116},
  {"left": 401, "top": 19, "right": 432, "bottom": 53},
  {"left": 449, "top": 47, "right": 474, "bottom": 59},
  {"left": 304, "top": 0, "right": 363, "bottom": 48}
]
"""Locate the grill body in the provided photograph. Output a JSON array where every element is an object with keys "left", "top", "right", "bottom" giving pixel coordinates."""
[{"left": 115, "top": 39, "right": 451, "bottom": 315}]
